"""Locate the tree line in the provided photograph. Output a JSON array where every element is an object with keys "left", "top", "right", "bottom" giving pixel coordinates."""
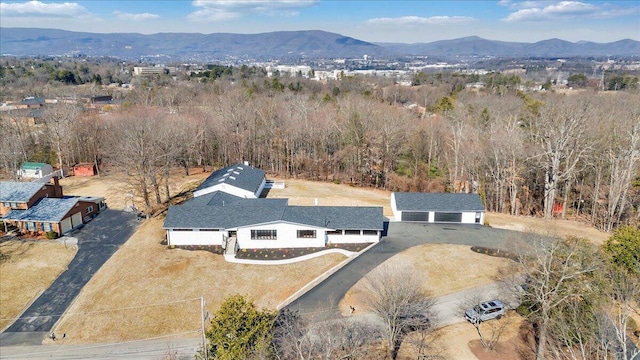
[{"left": 1, "top": 64, "right": 639, "bottom": 230}]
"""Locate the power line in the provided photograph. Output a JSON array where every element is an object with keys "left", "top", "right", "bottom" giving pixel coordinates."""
[
  {"left": 0, "top": 331, "right": 202, "bottom": 359},
  {"left": 0, "top": 296, "right": 202, "bottom": 322}
]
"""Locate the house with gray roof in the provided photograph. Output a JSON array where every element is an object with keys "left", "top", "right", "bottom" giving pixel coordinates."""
[
  {"left": 391, "top": 192, "right": 485, "bottom": 224},
  {"left": 193, "top": 162, "right": 266, "bottom": 198},
  {"left": 163, "top": 164, "right": 384, "bottom": 251}
]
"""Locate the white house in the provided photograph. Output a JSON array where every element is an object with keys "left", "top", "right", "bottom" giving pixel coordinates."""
[
  {"left": 17, "top": 162, "right": 53, "bottom": 179},
  {"left": 163, "top": 164, "right": 384, "bottom": 252},
  {"left": 192, "top": 163, "right": 266, "bottom": 199},
  {"left": 391, "top": 192, "right": 485, "bottom": 224}
]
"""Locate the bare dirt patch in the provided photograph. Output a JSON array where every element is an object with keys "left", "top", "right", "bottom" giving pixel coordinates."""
[
  {"left": 52, "top": 218, "right": 345, "bottom": 344},
  {"left": 339, "top": 244, "right": 514, "bottom": 314},
  {"left": 0, "top": 240, "right": 77, "bottom": 330},
  {"left": 486, "top": 212, "right": 609, "bottom": 245},
  {"left": 401, "top": 312, "right": 527, "bottom": 360}
]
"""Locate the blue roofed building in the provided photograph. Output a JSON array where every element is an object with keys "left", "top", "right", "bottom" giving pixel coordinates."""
[{"left": 1, "top": 179, "right": 107, "bottom": 236}]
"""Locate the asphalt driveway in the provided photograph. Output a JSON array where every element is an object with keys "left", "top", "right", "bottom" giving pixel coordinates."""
[
  {"left": 0, "top": 209, "right": 139, "bottom": 346},
  {"left": 287, "top": 222, "right": 547, "bottom": 317}
]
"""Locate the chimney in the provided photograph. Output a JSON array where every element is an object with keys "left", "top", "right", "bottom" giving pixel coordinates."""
[{"left": 51, "top": 176, "right": 63, "bottom": 198}]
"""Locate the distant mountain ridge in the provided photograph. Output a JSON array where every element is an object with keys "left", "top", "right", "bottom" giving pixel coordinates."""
[
  {"left": 379, "top": 36, "right": 640, "bottom": 58},
  {"left": 1, "top": 28, "right": 638, "bottom": 61}
]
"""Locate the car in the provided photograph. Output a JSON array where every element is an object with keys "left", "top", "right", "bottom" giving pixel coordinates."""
[{"left": 464, "top": 300, "right": 505, "bottom": 323}]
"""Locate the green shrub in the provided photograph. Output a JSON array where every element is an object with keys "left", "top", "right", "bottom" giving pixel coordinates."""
[{"left": 45, "top": 231, "right": 58, "bottom": 239}]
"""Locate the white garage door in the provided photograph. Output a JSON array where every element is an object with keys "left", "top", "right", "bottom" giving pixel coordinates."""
[
  {"left": 60, "top": 217, "right": 72, "bottom": 234},
  {"left": 71, "top": 212, "right": 83, "bottom": 228}
]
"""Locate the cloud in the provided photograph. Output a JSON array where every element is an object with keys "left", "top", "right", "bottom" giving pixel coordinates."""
[
  {"left": 0, "top": 0, "right": 91, "bottom": 18},
  {"left": 366, "top": 15, "right": 475, "bottom": 26},
  {"left": 188, "top": 0, "right": 317, "bottom": 22},
  {"left": 502, "top": 1, "right": 640, "bottom": 22},
  {"left": 113, "top": 11, "right": 160, "bottom": 21}
]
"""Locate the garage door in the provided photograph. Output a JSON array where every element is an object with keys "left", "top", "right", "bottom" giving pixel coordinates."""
[
  {"left": 434, "top": 212, "right": 462, "bottom": 223},
  {"left": 71, "top": 212, "right": 83, "bottom": 228},
  {"left": 401, "top": 211, "right": 429, "bottom": 222},
  {"left": 60, "top": 217, "right": 72, "bottom": 234}
]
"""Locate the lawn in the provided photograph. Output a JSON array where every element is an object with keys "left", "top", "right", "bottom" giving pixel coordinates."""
[
  {"left": 51, "top": 217, "right": 346, "bottom": 344},
  {"left": 4, "top": 170, "right": 612, "bottom": 349},
  {"left": 0, "top": 239, "right": 77, "bottom": 331}
]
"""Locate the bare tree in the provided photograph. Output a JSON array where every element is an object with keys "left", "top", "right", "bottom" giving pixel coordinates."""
[
  {"left": 272, "top": 308, "right": 380, "bottom": 360},
  {"left": 42, "top": 101, "right": 81, "bottom": 174},
  {"left": 359, "top": 263, "right": 434, "bottom": 360},
  {"left": 458, "top": 294, "right": 511, "bottom": 352},
  {"left": 606, "top": 267, "right": 640, "bottom": 360},
  {"left": 517, "top": 236, "right": 602, "bottom": 360},
  {"left": 530, "top": 95, "right": 592, "bottom": 219}
]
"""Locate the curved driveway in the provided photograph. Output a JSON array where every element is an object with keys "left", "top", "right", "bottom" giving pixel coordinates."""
[
  {"left": 0, "top": 210, "right": 138, "bottom": 346},
  {"left": 287, "top": 222, "right": 543, "bottom": 317}
]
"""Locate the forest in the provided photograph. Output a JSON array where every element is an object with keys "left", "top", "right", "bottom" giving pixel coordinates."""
[{"left": 1, "top": 57, "right": 639, "bottom": 232}]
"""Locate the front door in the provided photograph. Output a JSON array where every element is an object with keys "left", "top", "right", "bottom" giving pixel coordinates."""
[{"left": 228, "top": 230, "right": 237, "bottom": 238}]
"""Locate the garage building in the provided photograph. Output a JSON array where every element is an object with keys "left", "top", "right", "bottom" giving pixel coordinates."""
[{"left": 391, "top": 192, "right": 485, "bottom": 224}]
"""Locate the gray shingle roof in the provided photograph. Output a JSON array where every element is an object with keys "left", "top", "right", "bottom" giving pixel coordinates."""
[
  {"left": 163, "top": 191, "right": 383, "bottom": 231},
  {"left": 0, "top": 181, "right": 47, "bottom": 203},
  {"left": 195, "top": 163, "right": 265, "bottom": 196},
  {"left": 393, "top": 192, "right": 485, "bottom": 212},
  {"left": 3, "top": 197, "right": 78, "bottom": 222},
  {"left": 283, "top": 206, "right": 384, "bottom": 230}
]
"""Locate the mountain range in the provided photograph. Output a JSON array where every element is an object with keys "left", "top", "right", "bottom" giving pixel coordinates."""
[{"left": 1, "top": 28, "right": 638, "bottom": 61}]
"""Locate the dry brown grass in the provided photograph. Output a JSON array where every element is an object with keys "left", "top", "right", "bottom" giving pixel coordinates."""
[
  {"left": 268, "top": 178, "right": 394, "bottom": 217},
  {"left": 486, "top": 212, "right": 609, "bottom": 245},
  {"left": 0, "top": 240, "right": 77, "bottom": 330},
  {"left": 408, "top": 312, "right": 526, "bottom": 360},
  {"left": 27, "top": 172, "right": 611, "bottom": 345},
  {"left": 52, "top": 217, "right": 345, "bottom": 344},
  {"left": 59, "top": 169, "right": 210, "bottom": 211},
  {"left": 339, "top": 244, "right": 514, "bottom": 314}
]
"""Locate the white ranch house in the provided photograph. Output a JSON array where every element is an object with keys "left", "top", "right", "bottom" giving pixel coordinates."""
[
  {"left": 391, "top": 192, "right": 485, "bottom": 224},
  {"left": 163, "top": 163, "right": 384, "bottom": 252}
]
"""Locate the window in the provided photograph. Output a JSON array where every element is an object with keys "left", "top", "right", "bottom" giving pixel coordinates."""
[
  {"left": 297, "top": 230, "right": 316, "bottom": 238},
  {"left": 363, "top": 230, "right": 378, "bottom": 235},
  {"left": 45, "top": 223, "right": 52, "bottom": 231},
  {"left": 85, "top": 206, "right": 94, "bottom": 214},
  {"left": 200, "top": 229, "right": 219, "bottom": 232},
  {"left": 172, "top": 228, "right": 193, "bottom": 231},
  {"left": 345, "top": 230, "right": 361, "bottom": 235},
  {"left": 251, "top": 230, "right": 277, "bottom": 240},
  {"left": 327, "top": 230, "right": 342, "bottom": 235}
]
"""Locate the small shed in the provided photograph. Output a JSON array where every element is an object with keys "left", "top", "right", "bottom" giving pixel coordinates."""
[
  {"left": 73, "top": 163, "right": 97, "bottom": 176},
  {"left": 17, "top": 162, "right": 53, "bottom": 179},
  {"left": 391, "top": 192, "right": 485, "bottom": 224}
]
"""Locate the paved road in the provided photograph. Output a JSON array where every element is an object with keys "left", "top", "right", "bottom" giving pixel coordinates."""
[
  {"left": 0, "top": 210, "right": 139, "bottom": 346},
  {"left": 0, "top": 336, "right": 200, "bottom": 360},
  {"left": 287, "top": 222, "right": 541, "bottom": 317}
]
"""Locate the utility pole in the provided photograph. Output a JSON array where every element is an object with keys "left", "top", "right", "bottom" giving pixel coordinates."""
[{"left": 201, "top": 296, "right": 208, "bottom": 360}]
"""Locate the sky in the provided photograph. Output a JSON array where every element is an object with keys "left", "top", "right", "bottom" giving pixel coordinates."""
[{"left": 0, "top": 0, "right": 638, "bottom": 43}]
